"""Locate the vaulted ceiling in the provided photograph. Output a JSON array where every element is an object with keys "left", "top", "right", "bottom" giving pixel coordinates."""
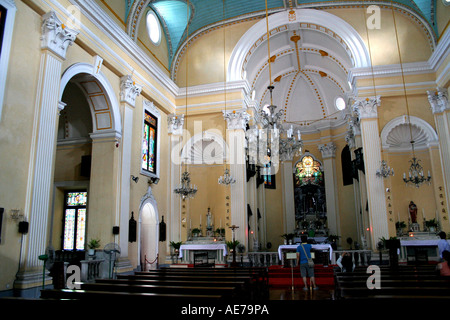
[
  {"left": 125, "top": 0, "right": 438, "bottom": 71},
  {"left": 122, "top": 0, "right": 439, "bottom": 132}
]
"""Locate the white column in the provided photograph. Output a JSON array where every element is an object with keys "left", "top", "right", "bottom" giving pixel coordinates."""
[
  {"left": 318, "top": 142, "right": 340, "bottom": 236},
  {"left": 281, "top": 160, "right": 295, "bottom": 234},
  {"left": 352, "top": 96, "right": 389, "bottom": 250},
  {"left": 18, "top": 12, "right": 77, "bottom": 287},
  {"left": 167, "top": 114, "right": 184, "bottom": 243},
  {"left": 428, "top": 88, "right": 450, "bottom": 217},
  {"left": 118, "top": 75, "right": 141, "bottom": 263},
  {"left": 223, "top": 109, "right": 250, "bottom": 251}
]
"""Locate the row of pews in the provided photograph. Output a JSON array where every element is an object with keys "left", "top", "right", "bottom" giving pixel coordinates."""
[
  {"left": 40, "top": 266, "right": 269, "bottom": 302},
  {"left": 334, "top": 264, "right": 450, "bottom": 300}
]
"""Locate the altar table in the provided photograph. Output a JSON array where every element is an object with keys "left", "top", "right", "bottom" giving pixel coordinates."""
[
  {"left": 399, "top": 239, "right": 450, "bottom": 261},
  {"left": 179, "top": 244, "right": 227, "bottom": 264},
  {"left": 278, "top": 244, "right": 333, "bottom": 265}
]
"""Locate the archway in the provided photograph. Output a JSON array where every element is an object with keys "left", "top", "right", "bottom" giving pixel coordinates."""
[
  {"left": 51, "top": 63, "right": 122, "bottom": 255},
  {"left": 139, "top": 187, "right": 160, "bottom": 270}
]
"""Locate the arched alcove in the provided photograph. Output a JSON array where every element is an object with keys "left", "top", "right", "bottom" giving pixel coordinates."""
[{"left": 139, "top": 186, "right": 160, "bottom": 270}]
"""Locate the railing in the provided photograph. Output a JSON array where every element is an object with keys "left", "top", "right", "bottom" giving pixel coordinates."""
[
  {"left": 331, "top": 250, "right": 372, "bottom": 266},
  {"left": 247, "top": 252, "right": 280, "bottom": 267},
  {"left": 80, "top": 259, "right": 104, "bottom": 282}
]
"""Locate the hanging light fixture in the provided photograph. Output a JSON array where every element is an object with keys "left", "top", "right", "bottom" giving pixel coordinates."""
[
  {"left": 376, "top": 160, "right": 394, "bottom": 178},
  {"left": 248, "top": 0, "right": 302, "bottom": 166},
  {"left": 389, "top": 1, "right": 431, "bottom": 187},
  {"left": 218, "top": 0, "right": 236, "bottom": 186},
  {"left": 402, "top": 141, "right": 431, "bottom": 187},
  {"left": 174, "top": 171, "right": 198, "bottom": 200},
  {"left": 363, "top": 5, "right": 394, "bottom": 180},
  {"left": 174, "top": 0, "right": 197, "bottom": 199}
]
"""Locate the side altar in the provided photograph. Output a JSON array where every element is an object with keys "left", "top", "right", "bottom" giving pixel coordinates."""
[
  {"left": 179, "top": 208, "right": 228, "bottom": 264},
  {"left": 178, "top": 239, "right": 227, "bottom": 264}
]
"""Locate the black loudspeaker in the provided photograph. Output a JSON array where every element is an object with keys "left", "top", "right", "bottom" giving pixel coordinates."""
[
  {"left": 80, "top": 155, "right": 92, "bottom": 178},
  {"left": 18, "top": 221, "right": 29, "bottom": 234},
  {"left": 159, "top": 216, "right": 166, "bottom": 242},
  {"left": 112, "top": 226, "right": 120, "bottom": 235},
  {"left": 129, "top": 212, "right": 137, "bottom": 243}
]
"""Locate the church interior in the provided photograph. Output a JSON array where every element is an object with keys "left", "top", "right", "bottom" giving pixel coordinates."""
[{"left": 0, "top": 0, "right": 449, "bottom": 308}]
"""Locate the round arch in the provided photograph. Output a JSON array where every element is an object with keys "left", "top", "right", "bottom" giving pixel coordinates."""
[
  {"left": 138, "top": 186, "right": 160, "bottom": 270},
  {"left": 60, "top": 63, "right": 122, "bottom": 140},
  {"left": 381, "top": 115, "right": 439, "bottom": 151},
  {"left": 228, "top": 8, "right": 371, "bottom": 82}
]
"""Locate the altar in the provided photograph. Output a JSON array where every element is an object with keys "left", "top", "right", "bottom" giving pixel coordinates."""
[
  {"left": 179, "top": 243, "right": 227, "bottom": 264},
  {"left": 278, "top": 244, "right": 333, "bottom": 265},
  {"left": 399, "top": 238, "right": 449, "bottom": 262}
]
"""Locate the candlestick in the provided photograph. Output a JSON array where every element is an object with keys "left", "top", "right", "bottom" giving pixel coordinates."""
[{"left": 422, "top": 208, "right": 425, "bottom": 221}]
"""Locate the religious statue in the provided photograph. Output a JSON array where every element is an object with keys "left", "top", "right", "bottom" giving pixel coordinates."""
[
  {"left": 206, "top": 208, "right": 212, "bottom": 230},
  {"left": 409, "top": 201, "right": 418, "bottom": 224}
]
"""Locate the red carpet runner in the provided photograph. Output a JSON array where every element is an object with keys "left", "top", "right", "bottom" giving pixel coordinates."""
[{"left": 268, "top": 265, "right": 335, "bottom": 287}]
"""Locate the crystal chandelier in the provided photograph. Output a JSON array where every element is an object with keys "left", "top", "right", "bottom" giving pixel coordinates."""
[
  {"left": 174, "top": 2, "right": 197, "bottom": 200},
  {"left": 376, "top": 160, "right": 394, "bottom": 178},
  {"left": 174, "top": 171, "right": 197, "bottom": 200},
  {"left": 402, "top": 142, "right": 431, "bottom": 188},
  {"left": 218, "top": 0, "right": 236, "bottom": 186},
  {"left": 218, "top": 168, "right": 236, "bottom": 185}
]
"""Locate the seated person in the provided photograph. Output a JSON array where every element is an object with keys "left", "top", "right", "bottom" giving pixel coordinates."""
[
  {"left": 437, "top": 250, "right": 450, "bottom": 276},
  {"left": 337, "top": 252, "right": 355, "bottom": 273}
]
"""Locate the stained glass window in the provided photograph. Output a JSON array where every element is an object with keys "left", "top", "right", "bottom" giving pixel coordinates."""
[
  {"left": 295, "top": 155, "right": 324, "bottom": 187},
  {"left": 142, "top": 110, "right": 158, "bottom": 175},
  {"left": 63, "top": 191, "right": 87, "bottom": 251}
]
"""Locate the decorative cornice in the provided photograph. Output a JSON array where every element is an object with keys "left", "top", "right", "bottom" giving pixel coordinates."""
[
  {"left": 120, "top": 75, "right": 142, "bottom": 107},
  {"left": 427, "top": 87, "right": 449, "bottom": 114},
  {"left": 318, "top": 142, "right": 337, "bottom": 159},
  {"left": 223, "top": 109, "right": 250, "bottom": 130},
  {"left": 167, "top": 114, "right": 184, "bottom": 135},
  {"left": 352, "top": 96, "right": 381, "bottom": 120},
  {"left": 41, "top": 11, "right": 78, "bottom": 60}
]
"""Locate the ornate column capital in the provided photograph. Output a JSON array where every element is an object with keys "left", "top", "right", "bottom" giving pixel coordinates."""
[
  {"left": 318, "top": 142, "right": 337, "bottom": 159},
  {"left": 167, "top": 114, "right": 184, "bottom": 135},
  {"left": 41, "top": 11, "right": 78, "bottom": 60},
  {"left": 352, "top": 96, "right": 381, "bottom": 120},
  {"left": 223, "top": 109, "right": 250, "bottom": 130},
  {"left": 120, "top": 75, "right": 142, "bottom": 106},
  {"left": 427, "top": 88, "right": 449, "bottom": 114}
]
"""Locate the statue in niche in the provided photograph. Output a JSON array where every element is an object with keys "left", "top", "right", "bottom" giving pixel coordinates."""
[{"left": 409, "top": 201, "right": 418, "bottom": 224}]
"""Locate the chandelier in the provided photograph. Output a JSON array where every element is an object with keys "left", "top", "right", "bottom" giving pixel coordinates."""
[
  {"left": 387, "top": 3, "right": 431, "bottom": 188},
  {"left": 247, "top": 1, "right": 302, "bottom": 165},
  {"left": 174, "top": 0, "right": 197, "bottom": 199},
  {"left": 218, "top": 168, "right": 236, "bottom": 185},
  {"left": 376, "top": 160, "right": 394, "bottom": 178},
  {"left": 217, "top": 0, "right": 236, "bottom": 186},
  {"left": 174, "top": 171, "right": 197, "bottom": 200},
  {"left": 402, "top": 141, "right": 431, "bottom": 188}
]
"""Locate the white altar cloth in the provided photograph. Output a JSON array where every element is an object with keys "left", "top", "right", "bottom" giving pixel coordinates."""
[
  {"left": 179, "top": 244, "right": 228, "bottom": 258},
  {"left": 278, "top": 244, "right": 333, "bottom": 261},
  {"left": 400, "top": 239, "right": 450, "bottom": 246}
]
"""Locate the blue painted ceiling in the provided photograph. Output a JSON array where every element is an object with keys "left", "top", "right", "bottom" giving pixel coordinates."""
[{"left": 125, "top": 0, "right": 438, "bottom": 69}]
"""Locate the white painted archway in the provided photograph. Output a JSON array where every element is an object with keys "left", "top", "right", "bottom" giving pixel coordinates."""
[
  {"left": 228, "top": 8, "right": 371, "bottom": 82},
  {"left": 60, "top": 62, "right": 122, "bottom": 140},
  {"left": 138, "top": 186, "right": 160, "bottom": 270}
]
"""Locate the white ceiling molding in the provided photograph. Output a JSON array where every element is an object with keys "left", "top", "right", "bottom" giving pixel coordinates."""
[{"left": 228, "top": 8, "right": 370, "bottom": 83}]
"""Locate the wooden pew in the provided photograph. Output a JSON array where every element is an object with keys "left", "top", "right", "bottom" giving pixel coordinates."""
[
  {"left": 40, "top": 289, "right": 224, "bottom": 301},
  {"left": 117, "top": 273, "right": 264, "bottom": 299},
  {"left": 334, "top": 265, "right": 450, "bottom": 299},
  {"left": 79, "top": 282, "right": 238, "bottom": 299}
]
